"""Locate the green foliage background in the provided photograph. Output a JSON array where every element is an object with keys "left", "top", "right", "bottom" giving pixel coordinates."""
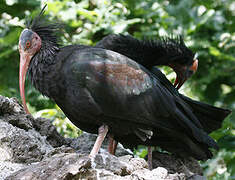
[{"left": 0, "top": 0, "right": 234, "bottom": 179}]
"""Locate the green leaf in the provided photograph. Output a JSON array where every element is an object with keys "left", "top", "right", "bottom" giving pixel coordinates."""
[
  {"left": 218, "top": 135, "right": 235, "bottom": 151},
  {"left": 227, "top": 158, "right": 235, "bottom": 177}
]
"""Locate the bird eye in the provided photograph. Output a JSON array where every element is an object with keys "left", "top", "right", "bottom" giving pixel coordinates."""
[{"left": 26, "top": 40, "right": 31, "bottom": 48}]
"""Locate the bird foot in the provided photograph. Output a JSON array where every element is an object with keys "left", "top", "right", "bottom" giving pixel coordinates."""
[{"left": 89, "top": 125, "right": 109, "bottom": 157}]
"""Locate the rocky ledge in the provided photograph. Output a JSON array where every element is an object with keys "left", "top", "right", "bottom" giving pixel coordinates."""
[{"left": 0, "top": 95, "right": 205, "bottom": 180}]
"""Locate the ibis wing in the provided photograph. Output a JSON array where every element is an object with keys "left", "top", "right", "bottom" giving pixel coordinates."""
[
  {"left": 68, "top": 48, "right": 176, "bottom": 126},
  {"left": 65, "top": 48, "right": 217, "bottom": 148}
]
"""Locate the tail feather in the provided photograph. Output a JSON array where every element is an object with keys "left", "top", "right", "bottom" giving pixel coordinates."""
[
  {"left": 117, "top": 127, "right": 214, "bottom": 160},
  {"left": 174, "top": 107, "right": 219, "bottom": 150},
  {"left": 149, "top": 67, "right": 231, "bottom": 134},
  {"left": 116, "top": 94, "right": 231, "bottom": 160},
  {"left": 180, "top": 94, "right": 231, "bottom": 133}
]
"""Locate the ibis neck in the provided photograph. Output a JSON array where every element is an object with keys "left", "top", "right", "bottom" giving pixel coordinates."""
[{"left": 28, "top": 44, "right": 60, "bottom": 97}]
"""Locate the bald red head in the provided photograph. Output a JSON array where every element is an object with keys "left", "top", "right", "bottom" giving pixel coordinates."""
[{"left": 170, "top": 59, "right": 198, "bottom": 89}]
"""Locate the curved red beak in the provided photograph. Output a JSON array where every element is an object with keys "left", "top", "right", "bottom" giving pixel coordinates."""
[
  {"left": 19, "top": 29, "right": 41, "bottom": 114},
  {"left": 172, "top": 59, "right": 198, "bottom": 89},
  {"left": 19, "top": 50, "right": 32, "bottom": 114}
]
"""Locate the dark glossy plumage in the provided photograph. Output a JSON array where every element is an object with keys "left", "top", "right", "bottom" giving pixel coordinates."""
[
  {"left": 96, "top": 34, "right": 199, "bottom": 90},
  {"left": 23, "top": 9, "right": 231, "bottom": 161},
  {"left": 96, "top": 34, "right": 230, "bottom": 158},
  {"left": 96, "top": 34, "right": 195, "bottom": 69}
]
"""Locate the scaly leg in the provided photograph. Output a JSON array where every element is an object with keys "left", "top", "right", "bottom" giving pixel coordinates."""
[
  {"left": 112, "top": 140, "right": 118, "bottom": 154},
  {"left": 108, "top": 136, "right": 118, "bottom": 155},
  {"left": 90, "top": 125, "right": 109, "bottom": 157},
  {"left": 108, "top": 136, "right": 114, "bottom": 154},
  {"left": 148, "top": 146, "right": 153, "bottom": 170}
]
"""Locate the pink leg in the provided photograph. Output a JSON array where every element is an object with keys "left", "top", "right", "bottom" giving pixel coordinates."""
[
  {"left": 112, "top": 140, "right": 118, "bottom": 154},
  {"left": 108, "top": 136, "right": 114, "bottom": 154},
  {"left": 108, "top": 136, "right": 118, "bottom": 155},
  {"left": 148, "top": 146, "right": 153, "bottom": 170},
  {"left": 90, "top": 125, "right": 109, "bottom": 157}
]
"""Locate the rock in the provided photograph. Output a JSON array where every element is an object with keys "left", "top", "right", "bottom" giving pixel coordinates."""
[
  {"left": 118, "top": 155, "right": 148, "bottom": 174},
  {"left": 44, "top": 146, "right": 75, "bottom": 159},
  {"left": 0, "top": 162, "right": 27, "bottom": 180},
  {"left": 152, "top": 167, "right": 168, "bottom": 179},
  {"left": 0, "top": 120, "right": 53, "bottom": 163},
  {"left": 152, "top": 151, "right": 203, "bottom": 176},
  {"left": 5, "top": 153, "right": 141, "bottom": 180},
  {"left": 0, "top": 96, "right": 25, "bottom": 115},
  {"left": 0, "top": 95, "right": 205, "bottom": 180},
  {"left": 6, "top": 153, "right": 91, "bottom": 180},
  {"left": 0, "top": 95, "right": 66, "bottom": 149},
  {"left": 32, "top": 117, "right": 68, "bottom": 147},
  {"left": 4, "top": 114, "right": 33, "bottom": 131},
  {"left": 5, "top": 153, "right": 186, "bottom": 180},
  {"left": 93, "top": 152, "right": 127, "bottom": 175}
]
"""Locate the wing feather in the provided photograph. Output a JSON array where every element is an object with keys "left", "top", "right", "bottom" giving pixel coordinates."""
[{"left": 68, "top": 48, "right": 214, "bottom": 148}]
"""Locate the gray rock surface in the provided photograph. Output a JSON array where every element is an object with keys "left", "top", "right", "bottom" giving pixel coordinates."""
[
  {"left": 152, "top": 151, "right": 203, "bottom": 176},
  {"left": 6, "top": 153, "right": 187, "bottom": 180},
  {"left": 0, "top": 95, "right": 205, "bottom": 180},
  {"left": 0, "top": 161, "right": 27, "bottom": 180},
  {"left": 0, "top": 120, "right": 53, "bottom": 163}
]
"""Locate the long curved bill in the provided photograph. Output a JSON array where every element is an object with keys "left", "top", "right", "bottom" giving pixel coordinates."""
[
  {"left": 174, "top": 76, "right": 187, "bottom": 90},
  {"left": 19, "top": 52, "right": 31, "bottom": 114},
  {"left": 174, "top": 59, "right": 198, "bottom": 89}
]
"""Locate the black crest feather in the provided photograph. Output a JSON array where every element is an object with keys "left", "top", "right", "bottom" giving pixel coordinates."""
[
  {"left": 96, "top": 34, "right": 195, "bottom": 68},
  {"left": 26, "top": 4, "right": 61, "bottom": 49},
  {"left": 150, "top": 35, "right": 195, "bottom": 65},
  {"left": 26, "top": 4, "right": 63, "bottom": 70}
]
